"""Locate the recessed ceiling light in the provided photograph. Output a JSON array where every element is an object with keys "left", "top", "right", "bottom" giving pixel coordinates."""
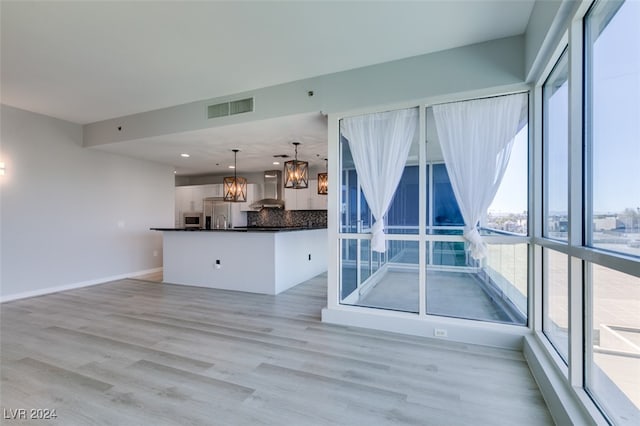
[
  {"left": 174, "top": 170, "right": 177, "bottom": 174},
  {"left": 228, "top": 165, "right": 235, "bottom": 169},
  {"left": 273, "top": 161, "right": 280, "bottom": 165},
  {"left": 180, "top": 153, "right": 190, "bottom": 158}
]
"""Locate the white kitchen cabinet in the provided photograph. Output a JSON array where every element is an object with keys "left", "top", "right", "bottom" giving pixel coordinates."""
[
  {"left": 199, "top": 184, "right": 222, "bottom": 198},
  {"left": 298, "top": 186, "right": 312, "bottom": 209},
  {"left": 177, "top": 184, "right": 223, "bottom": 208},
  {"left": 175, "top": 186, "right": 195, "bottom": 227},
  {"left": 230, "top": 202, "right": 247, "bottom": 227},
  {"left": 175, "top": 184, "right": 233, "bottom": 227},
  {"left": 240, "top": 183, "right": 262, "bottom": 211},
  {"left": 284, "top": 186, "right": 310, "bottom": 210},
  {"left": 190, "top": 186, "right": 205, "bottom": 212},
  {"left": 284, "top": 180, "right": 326, "bottom": 210},
  {"left": 175, "top": 186, "right": 198, "bottom": 213},
  {"left": 174, "top": 189, "right": 184, "bottom": 226},
  {"left": 310, "top": 182, "right": 328, "bottom": 209},
  {"left": 284, "top": 188, "right": 306, "bottom": 210}
]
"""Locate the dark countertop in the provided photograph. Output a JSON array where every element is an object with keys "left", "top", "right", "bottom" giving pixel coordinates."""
[{"left": 151, "top": 226, "right": 327, "bottom": 233}]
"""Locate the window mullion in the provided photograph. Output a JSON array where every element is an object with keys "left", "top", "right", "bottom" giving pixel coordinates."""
[
  {"left": 567, "top": 16, "right": 585, "bottom": 389},
  {"left": 419, "top": 104, "right": 427, "bottom": 316}
]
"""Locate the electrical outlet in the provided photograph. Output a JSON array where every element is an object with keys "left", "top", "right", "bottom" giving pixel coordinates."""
[{"left": 434, "top": 328, "right": 448, "bottom": 338}]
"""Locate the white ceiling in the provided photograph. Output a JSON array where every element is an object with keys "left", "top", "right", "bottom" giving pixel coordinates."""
[
  {"left": 1, "top": 0, "right": 535, "bottom": 176},
  {"left": 96, "top": 111, "right": 329, "bottom": 175}
]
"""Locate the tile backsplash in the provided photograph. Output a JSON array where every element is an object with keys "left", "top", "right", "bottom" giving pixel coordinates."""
[{"left": 247, "top": 209, "right": 327, "bottom": 228}]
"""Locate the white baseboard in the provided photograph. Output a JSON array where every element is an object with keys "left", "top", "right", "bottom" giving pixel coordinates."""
[
  {"left": 321, "top": 305, "right": 527, "bottom": 350},
  {"left": 523, "top": 334, "right": 607, "bottom": 426},
  {"left": 128, "top": 267, "right": 163, "bottom": 279},
  {"left": 0, "top": 267, "right": 163, "bottom": 303}
]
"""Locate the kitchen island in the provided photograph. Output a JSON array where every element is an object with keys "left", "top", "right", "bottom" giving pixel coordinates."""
[{"left": 152, "top": 227, "right": 327, "bottom": 295}]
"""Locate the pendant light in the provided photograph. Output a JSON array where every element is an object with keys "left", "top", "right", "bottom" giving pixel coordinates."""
[
  {"left": 317, "top": 158, "right": 328, "bottom": 195},
  {"left": 283, "top": 142, "right": 309, "bottom": 189},
  {"left": 223, "top": 149, "right": 247, "bottom": 202}
]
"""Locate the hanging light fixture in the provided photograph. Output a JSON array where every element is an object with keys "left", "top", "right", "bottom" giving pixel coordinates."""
[
  {"left": 317, "top": 158, "right": 328, "bottom": 195},
  {"left": 283, "top": 142, "right": 309, "bottom": 189},
  {"left": 223, "top": 149, "right": 247, "bottom": 202}
]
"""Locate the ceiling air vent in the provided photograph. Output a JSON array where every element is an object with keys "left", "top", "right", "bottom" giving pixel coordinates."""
[
  {"left": 207, "top": 97, "right": 254, "bottom": 119},
  {"left": 207, "top": 102, "right": 230, "bottom": 119},
  {"left": 230, "top": 98, "right": 254, "bottom": 115}
]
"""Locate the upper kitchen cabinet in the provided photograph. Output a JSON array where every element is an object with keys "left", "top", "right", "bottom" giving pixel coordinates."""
[
  {"left": 176, "top": 185, "right": 201, "bottom": 213},
  {"left": 284, "top": 179, "right": 327, "bottom": 210},
  {"left": 175, "top": 184, "right": 222, "bottom": 213},
  {"left": 206, "top": 184, "right": 223, "bottom": 198},
  {"left": 310, "top": 180, "right": 328, "bottom": 209},
  {"left": 284, "top": 185, "right": 308, "bottom": 210},
  {"left": 239, "top": 183, "right": 262, "bottom": 211}
]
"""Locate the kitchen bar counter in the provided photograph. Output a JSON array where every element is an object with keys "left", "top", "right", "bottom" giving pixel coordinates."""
[
  {"left": 153, "top": 227, "right": 327, "bottom": 295},
  {"left": 151, "top": 226, "right": 327, "bottom": 232}
]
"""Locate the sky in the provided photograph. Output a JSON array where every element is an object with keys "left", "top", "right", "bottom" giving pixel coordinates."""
[
  {"left": 488, "top": 126, "right": 528, "bottom": 215},
  {"left": 590, "top": 0, "right": 640, "bottom": 214},
  {"left": 490, "top": 0, "right": 639, "bottom": 216}
]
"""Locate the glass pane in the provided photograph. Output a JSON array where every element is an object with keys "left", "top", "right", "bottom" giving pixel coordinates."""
[
  {"left": 360, "top": 239, "right": 371, "bottom": 283},
  {"left": 542, "top": 249, "right": 569, "bottom": 362},
  {"left": 586, "top": 0, "right": 640, "bottom": 258},
  {"left": 486, "top": 124, "right": 529, "bottom": 235},
  {"left": 426, "top": 269, "right": 526, "bottom": 325},
  {"left": 340, "top": 239, "right": 358, "bottom": 301},
  {"left": 387, "top": 165, "right": 419, "bottom": 234},
  {"left": 360, "top": 191, "right": 372, "bottom": 231},
  {"left": 433, "top": 164, "right": 464, "bottom": 226},
  {"left": 426, "top": 241, "right": 526, "bottom": 325},
  {"left": 483, "top": 243, "right": 528, "bottom": 324},
  {"left": 342, "top": 241, "right": 419, "bottom": 314},
  {"left": 340, "top": 138, "right": 371, "bottom": 234},
  {"left": 373, "top": 249, "right": 386, "bottom": 275},
  {"left": 432, "top": 241, "right": 467, "bottom": 267},
  {"left": 425, "top": 241, "right": 430, "bottom": 266},
  {"left": 587, "top": 264, "right": 640, "bottom": 423},
  {"left": 340, "top": 108, "right": 417, "bottom": 235},
  {"left": 543, "top": 49, "right": 569, "bottom": 241},
  {"left": 425, "top": 164, "right": 430, "bottom": 227}
]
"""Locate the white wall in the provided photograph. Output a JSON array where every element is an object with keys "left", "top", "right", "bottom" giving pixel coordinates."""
[
  {"left": 274, "top": 229, "right": 327, "bottom": 294},
  {"left": 0, "top": 105, "right": 175, "bottom": 301},
  {"left": 83, "top": 35, "right": 525, "bottom": 147},
  {"left": 525, "top": 0, "right": 564, "bottom": 80},
  {"left": 524, "top": 0, "right": 582, "bottom": 82}
]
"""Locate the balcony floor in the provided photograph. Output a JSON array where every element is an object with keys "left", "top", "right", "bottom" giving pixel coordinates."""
[{"left": 346, "top": 269, "right": 522, "bottom": 325}]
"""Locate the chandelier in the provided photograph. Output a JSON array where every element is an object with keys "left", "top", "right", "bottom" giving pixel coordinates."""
[
  {"left": 223, "top": 149, "right": 247, "bottom": 202},
  {"left": 283, "top": 142, "right": 309, "bottom": 189},
  {"left": 317, "top": 158, "right": 328, "bottom": 195}
]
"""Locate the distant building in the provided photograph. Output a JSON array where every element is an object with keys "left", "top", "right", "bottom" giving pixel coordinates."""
[{"left": 593, "top": 216, "right": 617, "bottom": 231}]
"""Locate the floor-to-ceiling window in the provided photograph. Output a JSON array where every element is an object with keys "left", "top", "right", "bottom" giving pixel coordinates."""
[
  {"left": 536, "top": 0, "right": 639, "bottom": 424},
  {"left": 337, "top": 95, "right": 528, "bottom": 326},
  {"left": 542, "top": 48, "right": 570, "bottom": 363},
  {"left": 425, "top": 102, "right": 528, "bottom": 325},
  {"left": 339, "top": 108, "right": 418, "bottom": 313},
  {"left": 583, "top": 0, "right": 640, "bottom": 422}
]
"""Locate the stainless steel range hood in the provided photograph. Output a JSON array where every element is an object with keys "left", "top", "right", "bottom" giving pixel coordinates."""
[{"left": 249, "top": 170, "right": 285, "bottom": 209}]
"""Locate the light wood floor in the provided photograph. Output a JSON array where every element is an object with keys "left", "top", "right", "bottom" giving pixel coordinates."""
[
  {"left": 0, "top": 274, "right": 554, "bottom": 425},
  {"left": 133, "top": 270, "right": 163, "bottom": 282}
]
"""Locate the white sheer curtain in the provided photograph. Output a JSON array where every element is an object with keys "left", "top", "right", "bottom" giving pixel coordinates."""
[
  {"left": 341, "top": 108, "right": 418, "bottom": 252},
  {"left": 432, "top": 93, "right": 527, "bottom": 259}
]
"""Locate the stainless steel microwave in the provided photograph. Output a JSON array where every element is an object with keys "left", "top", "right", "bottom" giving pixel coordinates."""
[{"left": 183, "top": 212, "right": 203, "bottom": 228}]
